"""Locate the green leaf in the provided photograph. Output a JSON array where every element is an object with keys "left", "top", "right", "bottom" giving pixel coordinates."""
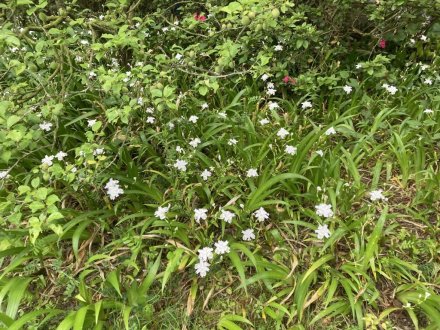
[
  {"left": 0, "top": 277, "right": 31, "bottom": 319},
  {"left": 122, "top": 305, "right": 131, "bottom": 330},
  {"left": 162, "top": 248, "right": 184, "bottom": 292},
  {"left": 73, "top": 306, "right": 88, "bottom": 330},
  {"left": 247, "top": 173, "right": 307, "bottom": 210},
  {"left": 17, "top": 0, "right": 34, "bottom": 5},
  {"left": 301, "top": 254, "right": 333, "bottom": 284},
  {"left": 9, "top": 309, "right": 62, "bottom": 330},
  {"left": 228, "top": 250, "right": 247, "bottom": 294},
  {"left": 198, "top": 85, "right": 208, "bottom": 96},
  {"left": 47, "top": 211, "right": 64, "bottom": 222},
  {"left": 140, "top": 251, "right": 162, "bottom": 294},
  {"left": 6, "top": 115, "right": 21, "bottom": 128},
  {"left": 362, "top": 206, "right": 388, "bottom": 270},
  {"left": 106, "top": 270, "right": 122, "bottom": 297}
]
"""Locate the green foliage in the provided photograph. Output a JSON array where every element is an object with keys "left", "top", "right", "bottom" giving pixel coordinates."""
[{"left": 0, "top": 0, "right": 440, "bottom": 329}]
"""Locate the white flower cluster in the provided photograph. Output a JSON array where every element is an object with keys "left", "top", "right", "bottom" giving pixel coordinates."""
[
  {"left": 41, "top": 151, "right": 68, "bottom": 166},
  {"left": 39, "top": 121, "right": 53, "bottom": 131},
  {"left": 253, "top": 207, "right": 269, "bottom": 222},
  {"left": 315, "top": 224, "right": 331, "bottom": 239},
  {"left": 0, "top": 170, "right": 10, "bottom": 179},
  {"left": 315, "top": 203, "right": 334, "bottom": 218},
  {"left": 369, "top": 189, "right": 388, "bottom": 202},
  {"left": 195, "top": 240, "right": 230, "bottom": 277},
  {"left": 194, "top": 208, "right": 208, "bottom": 223},
  {"left": 105, "top": 179, "right": 124, "bottom": 200},
  {"left": 154, "top": 204, "right": 170, "bottom": 220},
  {"left": 382, "top": 83, "right": 398, "bottom": 95}
]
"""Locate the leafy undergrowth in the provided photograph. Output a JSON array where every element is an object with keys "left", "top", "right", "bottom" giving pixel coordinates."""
[{"left": 0, "top": 0, "right": 440, "bottom": 329}]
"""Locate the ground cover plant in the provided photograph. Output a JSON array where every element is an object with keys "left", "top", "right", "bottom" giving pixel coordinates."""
[{"left": 0, "top": 0, "right": 440, "bottom": 329}]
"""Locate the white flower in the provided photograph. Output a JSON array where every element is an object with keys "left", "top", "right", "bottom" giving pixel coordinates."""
[
  {"left": 424, "top": 78, "right": 433, "bottom": 85},
  {"left": 277, "top": 128, "right": 289, "bottom": 139},
  {"left": 71, "top": 167, "right": 77, "bottom": 173},
  {"left": 55, "top": 151, "right": 67, "bottom": 161},
  {"left": 168, "top": 122, "right": 175, "bottom": 129},
  {"left": 189, "top": 115, "right": 199, "bottom": 123},
  {"left": 343, "top": 85, "right": 353, "bottom": 94},
  {"left": 195, "top": 260, "right": 210, "bottom": 277},
  {"left": 285, "top": 145, "right": 297, "bottom": 155},
  {"left": 41, "top": 155, "right": 54, "bottom": 166},
  {"left": 146, "top": 107, "right": 154, "bottom": 114},
  {"left": 228, "top": 138, "right": 238, "bottom": 146},
  {"left": 242, "top": 229, "right": 255, "bottom": 241},
  {"left": 154, "top": 204, "right": 170, "bottom": 220},
  {"left": 137, "top": 97, "right": 143, "bottom": 105},
  {"left": 88, "top": 71, "right": 97, "bottom": 79},
  {"left": 424, "top": 109, "right": 434, "bottom": 114},
  {"left": 105, "top": 179, "right": 124, "bottom": 200},
  {"left": 93, "top": 148, "right": 104, "bottom": 156},
  {"left": 387, "top": 86, "right": 398, "bottom": 95},
  {"left": 218, "top": 112, "right": 227, "bottom": 118},
  {"left": 87, "top": 119, "right": 97, "bottom": 127},
  {"left": 259, "top": 118, "right": 270, "bottom": 125},
  {"left": 219, "top": 209, "right": 235, "bottom": 223},
  {"left": 39, "top": 122, "right": 53, "bottom": 131},
  {"left": 383, "top": 84, "right": 398, "bottom": 95},
  {"left": 369, "top": 189, "right": 387, "bottom": 202},
  {"left": 316, "top": 150, "right": 324, "bottom": 157},
  {"left": 175, "top": 53, "right": 183, "bottom": 60},
  {"left": 189, "top": 138, "right": 201, "bottom": 148},
  {"left": 325, "top": 127, "right": 336, "bottom": 136},
  {"left": 201, "top": 103, "right": 209, "bottom": 110},
  {"left": 246, "top": 168, "right": 258, "bottom": 178},
  {"left": 301, "top": 101, "right": 312, "bottom": 109},
  {"left": 214, "top": 240, "right": 230, "bottom": 255},
  {"left": 0, "top": 171, "right": 9, "bottom": 179},
  {"left": 274, "top": 44, "right": 283, "bottom": 51},
  {"left": 315, "top": 224, "right": 331, "bottom": 239},
  {"left": 174, "top": 159, "right": 188, "bottom": 172},
  {"left": 267, "top": 82, "right": 275, "bottom": 89},
  {"left": 315, "top": 203, "right": 334, "bottom": 218},
  {"left": 355, "top": 63, "right": 362, "bottom": 69},
  {"left": 261, "top": 74, "right": 269, "bottom": 81},
  {"left": 201, "top": 169, "right": 212, "bottom": 181},
  {"left": 420, "top": 35, "right": 427, "bottom": 42},
  {"left": 146, "top": 116, "right": 155, "bottom": 124},
  {"left": 268, "top": 101, "right": 279, "bottom": 110},
  {"left": 253, "top": 207, "right": 269, "bottom": 222},
  {"left": 194, "top": 208, "right": 208, "bottom": 223},
  {"left": 176, "top": 146, "right": 184, "bottom": 153},
  {"left": 266, "top": 88, "right": 276, "bottom": 96},
  {"left": 198, "top": 247, "right": 213, "bottom": 262}
]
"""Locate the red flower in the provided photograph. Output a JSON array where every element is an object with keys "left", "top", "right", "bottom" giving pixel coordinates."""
[
  {"left": 194, "top": 13, "right": 206, "bottom": 22},
  {"left": 282, "top": 75, "right": 296, "bottom": 85},
  {"left": 379, "top": 39, "right": 386, "bottom": 49}
]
